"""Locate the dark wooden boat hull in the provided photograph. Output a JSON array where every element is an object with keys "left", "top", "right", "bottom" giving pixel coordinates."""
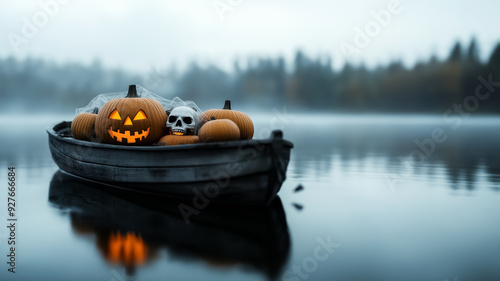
[{"left": 47, "top": 121, "right": 293, "bottom": 205}]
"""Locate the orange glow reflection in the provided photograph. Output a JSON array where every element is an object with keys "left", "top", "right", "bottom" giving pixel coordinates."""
[{"left": 108, "top": 232, "right": 148, "bottom": 266}]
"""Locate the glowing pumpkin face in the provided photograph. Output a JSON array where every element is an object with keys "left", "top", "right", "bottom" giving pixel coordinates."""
[
  {"left": 95, "top": 85, "right": 167, "bottom": 145},
  {"left": 106, "top": 108, "right": 150, "bottom": 142}
]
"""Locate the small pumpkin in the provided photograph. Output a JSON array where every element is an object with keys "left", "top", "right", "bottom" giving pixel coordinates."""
[
  {"left": 158, "top": 135, "right": 200, "bottom": 146},
  {"left": 198, "top": 117, "right": 240, "bottom": 143},
  {"left": 200, "top": 100, "right": 253, "bottom": 140},
  {"left": 95, "top": 85, "right": 168, "bottom": 145},
  {"left": 72, "top": 107, "right": 98, "bottom": 141}
]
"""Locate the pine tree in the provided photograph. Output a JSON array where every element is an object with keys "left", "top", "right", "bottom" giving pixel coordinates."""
[{"left": 448, "top": 42, "right": 463, "bottom": 62}]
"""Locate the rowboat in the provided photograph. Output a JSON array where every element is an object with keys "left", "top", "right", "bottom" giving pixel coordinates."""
[{"left": 47, "top": 121, "right": 293, "bottom": 205}]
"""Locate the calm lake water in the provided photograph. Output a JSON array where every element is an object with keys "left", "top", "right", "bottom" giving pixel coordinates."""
[{"left": 1, "top": 114, "right": 499, "bottom": 281}]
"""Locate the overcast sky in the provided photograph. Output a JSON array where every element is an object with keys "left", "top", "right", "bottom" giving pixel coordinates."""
[{"left": 1, "top": 0, "right": 499, "bottom": 73}]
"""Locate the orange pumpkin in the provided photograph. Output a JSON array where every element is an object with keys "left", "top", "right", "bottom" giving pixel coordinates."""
[
  {"left": 95, "top": 85, "right": 167, "bottom": 145},
  {"left": 158, "top": 135, "right": 200, "bottom": 146},
  {"left": 198, "top": 118, "right": 240, "bottom": 143},
  {"left": 200, "top": 100, "right": 253, "bottom": 140},
  {"left": 71, "top": 107, "right": 98, "bottom": 141}
]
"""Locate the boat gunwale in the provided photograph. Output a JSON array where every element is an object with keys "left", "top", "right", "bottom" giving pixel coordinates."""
[
  {"left": 47, "top": 121, "right": 294, "bottom": 152},
  {"left": 49, "top": 141, "right": 273, "bottom": 169}
]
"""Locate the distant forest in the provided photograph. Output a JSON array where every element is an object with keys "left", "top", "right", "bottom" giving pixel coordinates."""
[{"left": 2, "top": 39, "right": 500, "bottom": 114}]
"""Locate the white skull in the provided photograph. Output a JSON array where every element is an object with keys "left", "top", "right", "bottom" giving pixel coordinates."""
[{"left": 166, "top": 106, "right": 198, "bottom": 135}]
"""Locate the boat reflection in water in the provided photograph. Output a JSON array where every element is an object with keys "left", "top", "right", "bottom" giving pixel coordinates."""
[{"left": 48, "top": 170, "right": 290, "bottom": 280}]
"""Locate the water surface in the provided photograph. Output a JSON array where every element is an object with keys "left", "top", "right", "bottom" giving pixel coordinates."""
[{"left": 0, "top": 114, "right": 499, "bottom": 281}]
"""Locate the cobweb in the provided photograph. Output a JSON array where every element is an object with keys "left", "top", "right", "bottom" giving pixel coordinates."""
[
  {"left": 165, "top": 97, "right": 202, "bottom": 115},
  {"left": 75, "top": 85, "right": 202, "bottom": 115}
]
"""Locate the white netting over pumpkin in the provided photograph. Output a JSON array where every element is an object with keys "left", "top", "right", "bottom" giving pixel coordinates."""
[
  {"left": 165, "top": 97, "right": 201, "bottom": 115},
  {"left": 75, "top": 85, "right": 202, "bottom": 115}
]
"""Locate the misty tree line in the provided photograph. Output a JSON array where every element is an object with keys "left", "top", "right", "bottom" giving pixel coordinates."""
[
  {"left": 1, "top": 38, "right": 500, "bottom": 113},
  {"left": 223, "top": 39, "right": 500, "bottom": 113},
  {"left": 0, "top": 58, "right": 137, "bottom": 112}
]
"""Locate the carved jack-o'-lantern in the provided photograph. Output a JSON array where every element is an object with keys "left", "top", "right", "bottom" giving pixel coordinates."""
[{"left": 95, "top": 85, "right": 168, "bottom": 145}]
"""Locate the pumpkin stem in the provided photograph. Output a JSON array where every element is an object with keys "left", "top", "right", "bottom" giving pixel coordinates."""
[
  {"left": 210, "top": 117, "right": 216, "bottom": 120},
  {"left": 223, "top": 100, "right": 231, "bottom": 110},
  {"left": 126, "top": 85, "right": 139, "bottom": 98},
  {"left": 92, "top": 107, "right": 99, "bottom": 114}
]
